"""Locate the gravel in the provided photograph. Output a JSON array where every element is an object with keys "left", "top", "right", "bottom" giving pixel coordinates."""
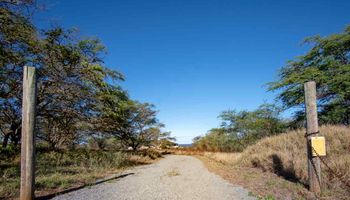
[{"left": 52, "top": 155, "right": 256, "bottom": 200}]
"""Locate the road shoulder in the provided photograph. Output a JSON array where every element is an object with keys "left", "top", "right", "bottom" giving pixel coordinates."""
[{"left": 197, "top": 155, "right": 315, "bottom": 200}]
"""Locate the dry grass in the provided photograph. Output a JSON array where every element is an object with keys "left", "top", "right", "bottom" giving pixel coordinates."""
[
  {"left": 170, "top": 148, "right": 204, "bottom": 156},
  {"left": 239, "top": 125, "right": 350, "bottom": 199},
  {"left": 199, "top": 154, "right": 313, "bottom": 200},
  {"left": 197, "top": 125, "right": 350, "bottom": 200},
  {"left": 167, "top": 169, "right": 180, "bottom": 177},
  {"left": 0, "top": 149, "right": 163, "bottom": 199},
  {"left": 202, "top": 152, "right": 242, "bottom": 165}
]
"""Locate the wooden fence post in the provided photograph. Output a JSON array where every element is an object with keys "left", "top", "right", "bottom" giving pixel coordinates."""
[
  {"left": 20, "top": 66, "right": 37, "bottom": 200},
  {"left": 304, "top": 81, "right": 321, "bottom": 193}
]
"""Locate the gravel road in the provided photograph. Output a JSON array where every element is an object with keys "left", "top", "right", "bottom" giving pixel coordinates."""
[{"left": 52, "top": 155, "right": 255, "bottom": 200}]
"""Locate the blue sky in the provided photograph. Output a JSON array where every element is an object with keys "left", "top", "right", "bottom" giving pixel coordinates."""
[{"left": 35, "top": 0, "right": 350, "bottom": 143}]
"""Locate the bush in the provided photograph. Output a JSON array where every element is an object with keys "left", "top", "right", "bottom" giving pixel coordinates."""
[
  {"left": 36, "top": 149, "right": 130, "bottom": 169},
  {"left": 0, "top": 145, "right": 20, "bottom": 160}
]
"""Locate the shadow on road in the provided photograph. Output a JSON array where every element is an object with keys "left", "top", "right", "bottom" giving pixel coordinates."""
[{"left": 35, "top": 173, "right": 135, "bottom": 200}]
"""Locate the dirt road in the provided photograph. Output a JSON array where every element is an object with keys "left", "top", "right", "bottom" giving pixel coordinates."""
[{"left": 52, "top": 155, "right": 255, "bottom": 200}]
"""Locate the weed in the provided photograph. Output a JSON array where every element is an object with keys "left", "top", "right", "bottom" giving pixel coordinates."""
[
  {"left": 260, "top": 195, "right": 275, "bottom": 200},
  {"left": 167, "top": 169, "right": 180, "bottom": 177}
]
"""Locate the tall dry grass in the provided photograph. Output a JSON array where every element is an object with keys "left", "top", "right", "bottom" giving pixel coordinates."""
[
  {"left": 202, "top": 152, "right": 242, "bottom": 165},
  {"left": 204, "top": 125, "right": 350, "bottom": 198}
]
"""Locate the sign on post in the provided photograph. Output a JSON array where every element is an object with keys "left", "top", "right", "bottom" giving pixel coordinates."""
[{"left": 311, "top": 136, "right": 326, "bottom": 157}]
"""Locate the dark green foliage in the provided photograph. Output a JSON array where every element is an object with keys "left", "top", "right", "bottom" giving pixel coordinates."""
[
  {"left": 94, "top": 99, "right": 162, "bottom": 149},
  {"left": 220, "top": 104, "right": 286, "bottom": 140},
  {"left": 193, "top": 128, "right": 245, "bottom": 152},
  {"left": 0, "top": 2, "right": 38, "bottom": 147},
  {"left": 0, "top": 3, "right": 174, "bottom": 151},
  {"left": 268, "top": 25, "right": 350, "bottom": 126},
  {"left": 193, "top": 104, "right": 287, "bottom": 152},
  {"left": 0, "top": 145, "right": 20, "bottom": 160},
  {"left": 34, "top": 27, "right": 127, "bottom": 149}
]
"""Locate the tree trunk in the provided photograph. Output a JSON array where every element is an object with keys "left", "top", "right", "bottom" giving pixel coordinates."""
[
  {"left": 133, "top": 142, "right": 140, "bottom": 150},
  {"left": 10, "top": 127, "right": 21, "bottom": 146},
  {"left": 2, "top": 134, "right": 10, "bottom": 148},
  {"left": 9, "top": 123, "right": 21, "bottom": 146}
]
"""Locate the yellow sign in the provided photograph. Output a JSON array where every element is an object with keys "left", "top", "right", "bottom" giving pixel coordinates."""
[{"left": 311, "top": 136, "right": 326, "bottom": 157}]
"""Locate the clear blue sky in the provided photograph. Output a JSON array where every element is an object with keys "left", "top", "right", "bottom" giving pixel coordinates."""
[{"left": 35, "top": 0, "right": 350, "bottom": 144}]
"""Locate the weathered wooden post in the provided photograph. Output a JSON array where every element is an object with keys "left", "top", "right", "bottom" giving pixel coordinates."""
[
  {"left": 20, "top": 66, "right": 37, "bottom": 200},
  {"left": 304, "top": 81, "right": 321, "bottom": 193}
]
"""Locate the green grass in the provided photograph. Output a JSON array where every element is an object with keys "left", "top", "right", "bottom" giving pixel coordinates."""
[{"left": 259, "top": 195, "right": 275, "bottom": 200}]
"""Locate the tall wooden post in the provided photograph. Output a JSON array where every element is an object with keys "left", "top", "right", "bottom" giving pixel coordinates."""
[
  {"left": 304, "top": 81, "right": 321, "bottom": 193},
  {"left": 20, "top": 66, "right": 37, "bottom": 200}
]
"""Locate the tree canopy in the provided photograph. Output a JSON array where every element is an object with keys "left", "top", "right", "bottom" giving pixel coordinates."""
[
  {"left": 268, "top": 25, "right": 350, "bottom": 125},
  {"left": 193, "top": 104, "right": 287, "bottom": 152},
  {"left": 0, "top": 1, "right": 173, "bottom": 149}
]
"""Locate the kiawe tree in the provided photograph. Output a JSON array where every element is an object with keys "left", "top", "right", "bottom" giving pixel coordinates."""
[
  {"left": 34, "top": 28, "right": 125, "bottom": 148},
  {"left": 0, "top": 2, "right": 171, "bottom": 150},
  {"left": 99, "top": 100, "right": 162, "bottom": 150},
  {"left": 0, "top": 1, "right": 38, "bottom": 147},
  {"left": 268, "top": 25, "right": 350, "bottom": 126},
  {"left": 193, "top": 103, "right": 286, "bottom": 152},
  {"left": 147, "top": 127, "right": 176, "bottom": 148},
  {"left": 220, "top": 103, "right": 286, "bottom": 141}
]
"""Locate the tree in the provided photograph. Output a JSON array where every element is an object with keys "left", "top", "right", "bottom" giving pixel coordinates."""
[
  {"left": 122, "top": 102, "right": 162, "bottom": 149},
  {"left": 193, "top": 103, "right": 287, "bottom": 152},
  {"left": 97, "top": 99, "right": 162, "bottom": 150},
  {"left": 220, "top": 103, "right": 286, "bottom": 140},
  {"left": 0, "top": 2, "right": 165, "bottom": 151},
  {"left": 34, "top": 28, "right": 124, "bottom": 148},
  {"left": 0, "top": 1, "right": 38, "bottom": 147},
  {"left": 148, "top": 128, "right": 176, "bottom": 148},
  {"left": 0, "top": 2, "right": 127, "bottom": 148},
  {"left": 268, "top": 25, "right": 350, "bottom": 125}
]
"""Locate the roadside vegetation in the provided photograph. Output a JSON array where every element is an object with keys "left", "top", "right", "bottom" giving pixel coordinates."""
[
  {"left": 190, "top": 26, "right": 350, "bottom": 199},
  {"left": 0, "top": 2, "right": 175, "bottom": 199},
  {"left": 0, "top": 146, "right": 164, "bottom": 199},
  {"left": 192, "top": 103, "right": 287, "bottom": 152},
  {"left": 240, "top": 125, "right": 350, "bottom": 199},
  {"left": 197, "top": 125, "right": 349, "bottom": 199}
]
